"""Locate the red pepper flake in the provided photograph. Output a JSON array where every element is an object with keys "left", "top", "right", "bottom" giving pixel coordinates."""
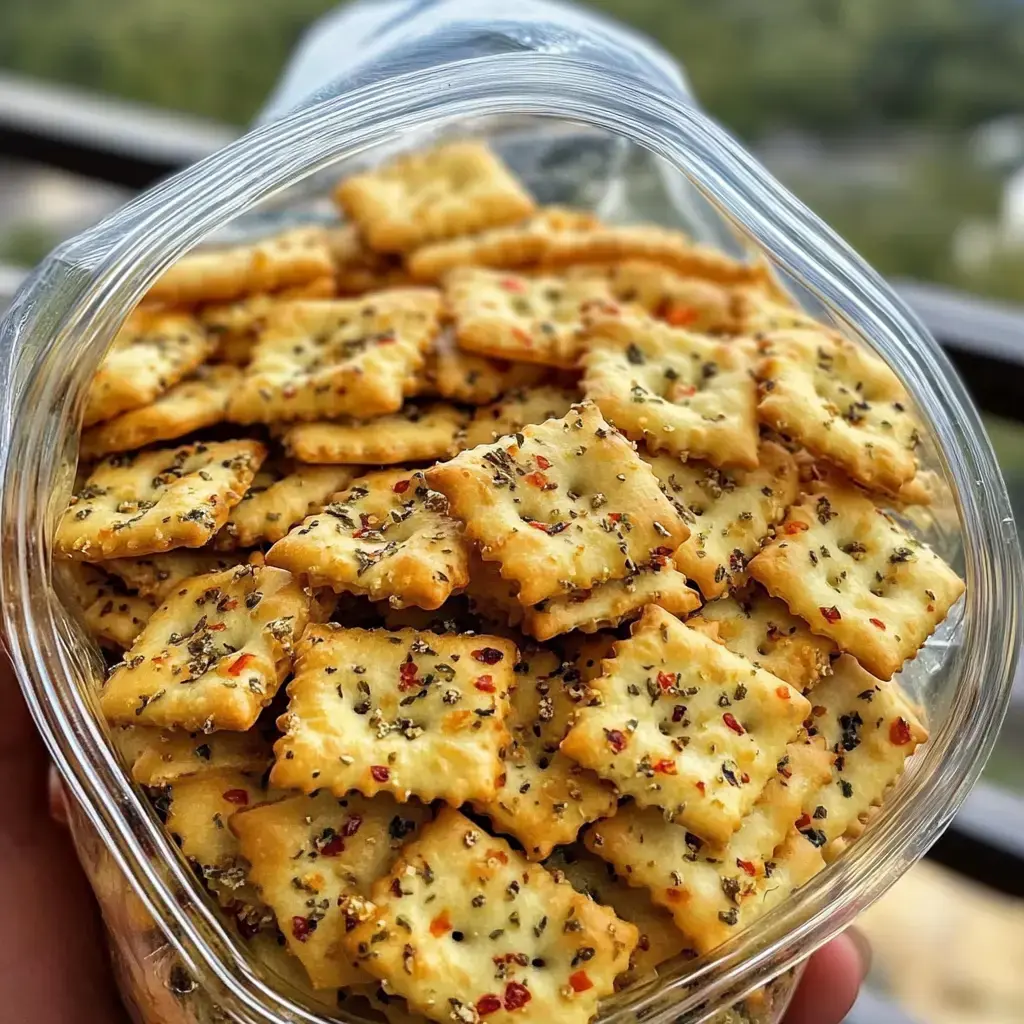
[
  {"left": 219, "top": 599, "right": 238, "bottom": 611},
  {"left": 674, "top": 383, "right": 697, "bottom": 398},
  {"left": 392, "top": 478, "right": 410, "bottom": 494},
  {"left": 740, "top": 772, "right": 750, "bottom": 784},
  {"left": 890, "top": 717, "right": 913, "bottom": 746},
  {"left": 736, "top": 858, "right": 757, "bottom": 877},
  {"left": 608, "top": 512, "right": 622, "bottom": 523},
  {"left": 819, "top": 605, "right": 842, "bottom": 624},
  {"left": 429, "top": 911, "right": 452, "bottom": 937},
  {"left": 503, "top": 982, "right": 532, "bottom": 1011},
  {"left": 486, "top": 848, "right": 509, "bottom": 865},
  {"left": 657, "top": 671, "right": 676, "bottom": 691},
  {"left": 370, "top": 765, "right": 390, "bottom": 782},
  {"left": 653, "top": 758, "right": 678, "bottom": 775},
  {"left": 795, "top": 813, "right": 811, "bottom": 830},
  {"left": 500, "top": 277, "right": 527, "bottom": 293},
  {"left": 776, "top": 686, "right": 791, "bottom": 700},
  {"left": 606, "top": 729, "right": 628, "bottom": 754},
  {"left": 869, "top": 617, "right": 886, "bottom": 631},
  {"left": 472, "top": 647, "right": 505, "bottom": 665},
  {"left": 477, "top": 994, "right": 503, "bottom": 1016},
  {"left": 535, "top": 455, "right": 551, "bottom": 470},
  {"left": 343, "top": 814, "right": 363, "bottom": 837},
  {"left": 474, "top": 675, "right": 495, "bottom": 693},
  {"left": 723, "top": 712, "right": 745, "bottom": 735},
  {"left": 665, "top": 887, "right": 687, "bottom": 903},
  {"left": 783, "top": 521, "right": 809, "bottom": 535},
  {"left": 524, "top": 471, "right": 548, "bottom": 488},
  {"left": 696, "top": 781, "right": 706, "bottom": 795},
  {"left": 663, "top": 304, "right": 698, "bottom": 327},
  {"left": 291, "top": 916, "right": 312, "bottom": 941},
  {"left": 222, "top": 788, "right": 249, "bottom": 806},
  {"left": 569, "top": 970, "right": 594, "bottom": 993},
  {"left": 208, "top": 622, "right": 227, "bottom": 631},
  {"left": 926, "top": 603, "right": 935, "bottom": 612},
  {"left": 512, "top": 327, "right": 534, "bottom": 347},
  {"left": 399, "top": 661, "right": 419, "bottom": 690},
  {"left": 377, "top": 332, "right": 397, "bottom": 345},
  {"left": 320, "top": 835, "right": 346, "bottom": 856}
]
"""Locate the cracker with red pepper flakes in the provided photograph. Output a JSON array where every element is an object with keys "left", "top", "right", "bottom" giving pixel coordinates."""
[
  {"left": 326, "top": 224, "right": 409, "bottom": 295},
  {"left": 214, "top": 463, "right": 356, "bottom": 549},
  {"left": 83, "top": 309, "right": 216, "bottom": 427},
  {"left": 100, "top": 564, "right": 312, "bottom": 732},
  {"left": 747, "top": 482, "right": 964, "bottom": 680},
  {"left": 101, "top": 550, "right": 251, "bottom": 600},
  {"left": 687, "top": 583, "right": 835, "bottom": 693},
  {"left": 55, "top": 439, "right": 266, "bottom": 561},
  {"left": 336, "top": 141, "right": 536, "bottom": 255},
  {"left": 802, "top": 654, "right": 928, "bottom": 843},
  {"left": 344, "top": 806, "right": 637, "bottom": 1024},
  {"left": 757, "top": 328, "right": 922, "bottom": 494},
  {"left": 278, "top": 403, "right": 468, "bottom": 466},
  {"left": 147, "top": 226, "right": 335, "bottom": 307},
  {"left": 232, "top": 791, "right": 431, "bottom": 990},
  {"left": 80, "top": 365, "right": 241, "bottom": 460},
  {"left": 226, "top": 290, "right": 441, "bottom": 424},
  {"left": 643, "top": 440, "right": 799, "bottom": 599},
  {"left": 462, "top": 385, "right": 580, "bottom": 449},
  {"left": 59, "top": 560, "right": 159, "bottom": 649},
  {"left": 427, "top": 403, "right": 689, "bottom": 607},
  {"left": 267, "top": 469, "right": 470, "bottom": 610},
  {"left": 560, "top": 605, "right": 810, "bottom": 845},
  {"left": 581, "top": 313, "right": 759, "bottom": 469},
  {"left": 471, "top": 647, "right": 616, "bottom": 860},
  {"left": 271, "top": 625, "right": 515, "bottom": 805},
  {"left": 583, "top": 740, "right": 832, "bottom": 953}
]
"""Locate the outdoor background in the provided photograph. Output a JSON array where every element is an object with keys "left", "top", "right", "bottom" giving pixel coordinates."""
[{"left": 1, "top": 2, "right": 1021, "bottom": 1021}]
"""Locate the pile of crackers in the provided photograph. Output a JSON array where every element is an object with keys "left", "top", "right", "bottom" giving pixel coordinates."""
[{"left": 53, "top": 140, "right": 964, "bottom": 1024}]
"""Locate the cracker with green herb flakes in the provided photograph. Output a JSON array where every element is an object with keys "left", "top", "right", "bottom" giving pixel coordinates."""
[
  {"left": 55, "top": 440, "right": 266, "bottom": 561},
  {"left": 60, "top": 561, "right": 159, "bottom": 648},
  {"left": 687, "top": 583, "right": 835, "bottom": 692},
  {"left": 81, "top": 366, "right": 241, "bottom": 460},
  {"left": 335, "top": 141, "right": 536, "bottom": 255},
  {"left": 747, "top": 483, "right": 964, "bottom": 680},
  {"left": 427, "top": 403, "right": 688, "bottom": 607},
  {"left": 581, "top": 313, "right": 758, "bottom": 468},
  {"left": 232, "top": 791, "right": 430, "bottom": 990},
  {"left": 757, "top": 328, "right": 922, "bottom": 493},
  {"left": 471, "top": 648, "right": 616, "bottom": 859},
  {"left": 226, "top": 290, "right": 441, "bottom": 424},
  {"left": 100, "top": 564, "right": 311, "bottom": 731},
  {"left": 326, "top": 224, "right": 409, "bottom": 295},
  {"left": 560, "top": 605, "right": 809, "bottom": 845},
  {"left": 267, "top": 469, "right": 470, "bottom": 610},
  {"left": 463, "top": 385, "right": 579, "bottom": 449},
  {"left": 83, "top": 309, "right": 215, "bottom": 427},
  {"left": 643, "top": 440, "right": 799, "bottom": 599},
  {"left": 447, "top": 267, "right": 620, "bottom": 369},
  {"left": 101, "top": 550, "right": 251, "bottom": 600},
  {"left": 271, "top": 625, "right": 515, "bottom": 806},
  {"left": 803, "top": 654, "right": 927, "bottom": 842},
  {"left": 344, "top": 806, "right": 637, "bottom": 1024},
  {"left": 279, "top": 404, "right": 468, "bottom": 466},
  {"left": 147, "top": 227, "right": 335, "bottom": 307},
  {"left": 214, "top": 463, "right": 355, "bottom": 549}
]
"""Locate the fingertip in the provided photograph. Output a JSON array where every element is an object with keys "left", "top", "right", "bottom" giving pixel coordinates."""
[{"left": 783, "top": 930, "right": 869, "bottom": 1024}]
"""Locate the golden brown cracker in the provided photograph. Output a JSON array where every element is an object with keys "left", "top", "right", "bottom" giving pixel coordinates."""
[
  {"left": 59, "top": 561, "right": 158, "bottom": 649},
  {"left": 462, "top": 385, "right": 579, "bottom": 449},
  {"left": 424, "top": 328, "right": 549, "bottom": 405}
]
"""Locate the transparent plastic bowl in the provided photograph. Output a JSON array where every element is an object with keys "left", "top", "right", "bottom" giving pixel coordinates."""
[{"left": 0, "top": 54, "right": 1020, "bottom": 1024}]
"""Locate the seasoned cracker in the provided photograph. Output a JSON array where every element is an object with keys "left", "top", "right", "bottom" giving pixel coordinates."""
[
  {"left": 581, "top": 313, "right": 758, "bottom": 468},
  {"left": 101, "top": 550, "right": 250, "bottom": 600},
  {"left": 462, "top": 385, "right": 579, "bottom": 449},
  {"left": 427, "top": 403, "right": 689, "bottom": 606},
  {"left": 733, "top": 287, "right": 821, "bottom": 336},
  {"left": 59, "top": 561, "right": 158, "bottom": 648},
  {"left": 100, "top": 564, "right": 311, "bottom": 731},
  {"left": 687, "top": 583, "right": 835, "bottom": 692},
  {"left": 424, "top": 328, "right": 549, "bottom": 405},
  {"left": 326, "top": 224, "right": 408, "bottom": 294},
  {"left": 271, "top": 625, "right": 515, "bottom": 805},
  {"left": 226, "top": 290, "right": 441, "bottom": 424},
  {"left": 80, "top": 366, "right": 240, "bottom": 459},
  {"left": 215, "top": 463, "right": 356, "bottom": 549},
  {"left": 279, "top": 404, "right": 468, "bottom": 466},
  {"left": 748, "top": 483, "right": 964, "bottom": 680},
  {"left": 560, "top": 605, "right": 810, "bottom": 844},
  {"left": 335, "top": 141, "right": 536, "bottom": 254},
  {"left": 83, "top": 309, "right": 215, "bottom": 427},
  {"left": 471, "top": 647, "right": 617, "bottom": 859},
  {"left": 757, "top": 328, "right": 921, "bottom": 493},
  {"left": 345, "top": 807, "right": 637, "bottom": 1024},
  {"left": 54, "top": 440, "right": 265, "bottom": 561},
  {"left": 447, "top": 267, "right": 618, "bottom": 368},
  {"left": 147, "top": 227, "right": 335, "bottom": 306},
  {"left": 232, "top": 791, "right": 431, "bottom": 989},
  {"left": 267, "top": 469, "right": 470, "bottom": 610},
  {"left": 643, "top": 440, "right": 799, "bottom": 599}
]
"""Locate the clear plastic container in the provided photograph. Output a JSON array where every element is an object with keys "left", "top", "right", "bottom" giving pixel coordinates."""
[{"left": 0, "top": 3, "right": 1020, "bottom": 1023}]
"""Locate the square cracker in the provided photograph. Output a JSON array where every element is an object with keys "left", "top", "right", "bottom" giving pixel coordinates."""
[
  {"left": 427, "top": 402, "right": 689, "bottom": 606},
  {"left": 560, "top": 605, "right": 810, "bottom": 845},
  {"left": 55, "top": 439, "right": 266, "bottom": 561},
  {"left": 146, "top": 227, "right": 335, "bottom": 307},
  {"left": 232, "top": 792, "right": 431, "bottom": 989},
  {"left": 584, "top": 744, "right": 831, "bottom": 953},
  {"left": 335, "top": 141, "right": 536, "bottom": 254},
  {"left": 214, "top": 463, "right": 356, "bottom": 549},
  {"left": 344, "top": 806, "right": 637, "bottom": 1024},
  {"left": 463, "top": 385, "right": 579, "bottom": 449},
  {"left": 278, "top": 404, "right": 468, "bottom": 466},
  {"left": 581, "top": 313, "right": 758, "bottom": 468},
  {"left": 83, "top": 309, "right": 215, "bottom": 427},
  {"left": 267, "top": 469, "right": 470, "bottom": 610},
  {"left": 747, "top": 482, "right": 964, "bottom": 680},
  {"left": 226, "top": 290, "right": 441, "bottom": 424},
  {"left": 271, "top": 624, "right": 515, "bottom": 806},
  {"left": 757, "top": 328, "right": 921, "bottom": 493},
  {"left": 643, "top": 440, "right": 799, "bottom": 599},
  {"left": 59, "top": 561, "right": 158, "bottom": 649},
  {"left": 101, "top": 550, "right": 251, "bottom": 601},
  {"left": 471, "top": 647, "right": 617, "bottom": 859},
  {"left": 802, "top": 654, "right": 928, "bottom": 843},
  {"left": 326, "top": 224, "right": 409, "bottom": 295},
  {"left": 100, "top": 564, "right": 312, "bottom": 731},
  {"left": 687, "top": 583, "right": 835, "bottom": 692},
  {"left": 446, "top": 267, "right": 618, "bottom": 368},
  {"left": 80, "top": 366, "right": 241, "bottom": 460}
]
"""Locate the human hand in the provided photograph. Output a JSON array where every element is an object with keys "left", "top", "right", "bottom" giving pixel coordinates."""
[{"left": 783, "top": 930, "right": 871, "bottom": 1024}]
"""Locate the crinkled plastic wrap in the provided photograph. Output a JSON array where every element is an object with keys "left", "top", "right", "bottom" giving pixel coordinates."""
[{"left": 0, "top": 2, "right": 1020, "bottom": 1023}]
